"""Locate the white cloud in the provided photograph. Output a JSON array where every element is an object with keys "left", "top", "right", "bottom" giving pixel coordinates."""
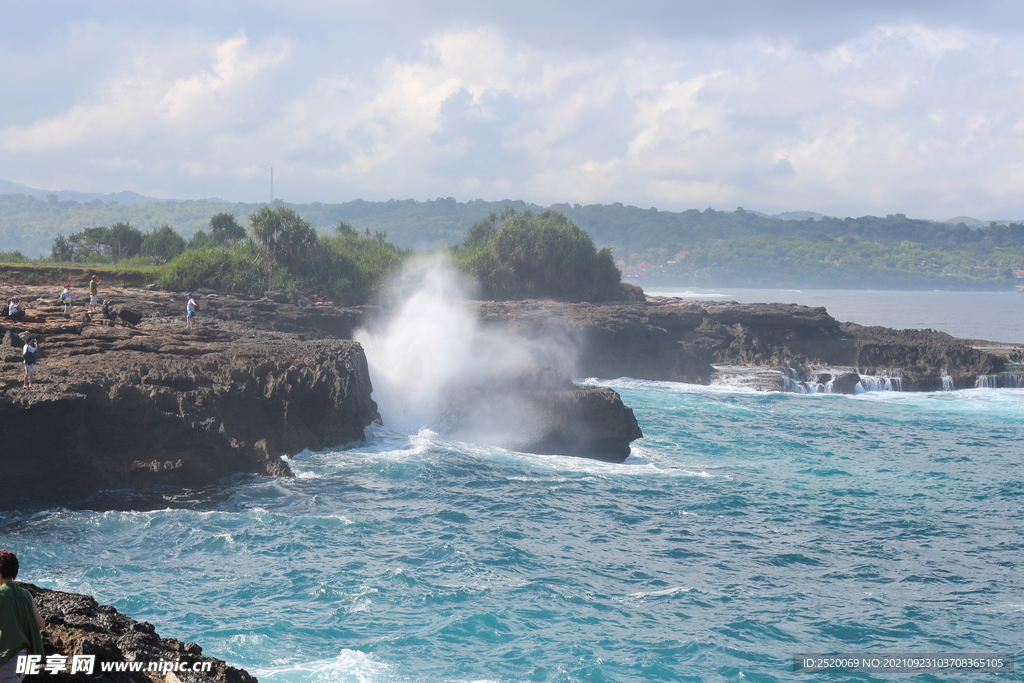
[{"left": 3, "top": 11, "right": 1024, "bottom": 219}]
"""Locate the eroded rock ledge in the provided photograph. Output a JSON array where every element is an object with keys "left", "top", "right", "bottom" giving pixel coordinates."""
[
  {"left": 20, "top": 582, "right": 254, "bottom": 683},
  {"left": 1, "top": 288, "right": 380, "bottom": 500},
  {"left": 473, "top": 297, "right": 1013, "bottom": 391}
]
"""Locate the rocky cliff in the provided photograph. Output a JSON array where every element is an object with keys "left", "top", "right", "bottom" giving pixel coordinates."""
[
  {"left": 19, "top": 582, "right": 254, "bottom": 683},
  {"left": 1, "top": 285, "right": 646, "bottom": 492},
  {"left": 5, "top": 283, "right": 1007, "bottom": 497},
  {"left": 1, "top": 287, "right": 380, "bottom": 500},
  {"left": 473, "top": 297, "right": 1010, "bottom": 391}
]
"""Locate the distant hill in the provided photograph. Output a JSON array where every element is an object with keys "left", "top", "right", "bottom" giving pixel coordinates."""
[
  {"left": 773, "top": 210, "right": 828, "bottom": 221},
  {"left": 0, "top": 177, "right": 182, "bottom": 205},
  {"left": 4, "top": 180, "right": 1024, "bottom": 290},
  {"left": 946, "top": 215, "right": 985, "bottom": 228},
  {"left": 945, "top": 215, "right": 1021, "bottom": 228}
]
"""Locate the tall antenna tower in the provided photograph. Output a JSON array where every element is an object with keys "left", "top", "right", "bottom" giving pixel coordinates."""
[{"left": 270, "top": 167, "right": 274, "bottom": 204}]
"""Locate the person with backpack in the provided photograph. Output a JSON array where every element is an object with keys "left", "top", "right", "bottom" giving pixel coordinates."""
[
  {"left": 22, "top": 339, "right": 37, "bottom": 389},
  {"left": 59, "top": 284, "right": 73, "bottom": 316}
]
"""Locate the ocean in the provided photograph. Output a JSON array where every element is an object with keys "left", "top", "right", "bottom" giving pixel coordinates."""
[{"left": 4, "top": 286, "right": 1023, "bottom": 683}]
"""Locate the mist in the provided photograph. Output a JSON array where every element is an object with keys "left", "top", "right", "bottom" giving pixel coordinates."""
[{"left": 355, "top": 255, "right": 580, "bottom": 448}]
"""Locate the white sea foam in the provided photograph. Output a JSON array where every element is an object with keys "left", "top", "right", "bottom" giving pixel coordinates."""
[
  {"left": 253, "top": 648, "right": 390, "bottom": 683},
  {"left": 627, "top": 586, "right": 697, "bottom": 599}
]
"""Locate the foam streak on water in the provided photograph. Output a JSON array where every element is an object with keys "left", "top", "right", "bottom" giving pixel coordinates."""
[{"left": 4, "top": 383, "right": 1024, "bottom": 683}]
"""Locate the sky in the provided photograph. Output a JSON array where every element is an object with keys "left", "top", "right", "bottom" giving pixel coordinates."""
[{"left": 2, "top": 1, "right": 1024, "bottom": 220}]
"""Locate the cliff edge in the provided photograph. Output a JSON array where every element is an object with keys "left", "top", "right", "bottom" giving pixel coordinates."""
[
  {"left": 20, "top": 582, "right": 255, "bottom": 683},
  {"left": 1, "top": 287, "right": 380, "bottom": 500}
]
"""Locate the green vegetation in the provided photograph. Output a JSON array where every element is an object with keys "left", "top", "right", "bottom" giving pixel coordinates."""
[
  {"left": 158, "top": 206, "right": 408, "bottom": 303},
  {"left": 5, "top": 189, "right": 1024, "bottom": 290},
  {"left": 667, "top": 233, "right": 1024, "bottom": 289},
  {"left": 0, "top": 250, "right": 29, "bottom": 262},
  {"left": 452, "top": 209, "right": 622, "bottom": 301},
  {"left": 21, "top": 206, "right": 408, "bottom": 304}
]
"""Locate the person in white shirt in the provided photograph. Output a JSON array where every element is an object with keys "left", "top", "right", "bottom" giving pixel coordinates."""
[
  {"left": 22, "top": 339, "right": 37, "bottom": 389},
  {"left": 7, "top": 298, "right": 24, "bottom": 322},
  {"left": 185, "top": 293, "right": 198, "bottom": 329},
  {"left": 60, "top": 284, "right": 73, "bottom": 315}
]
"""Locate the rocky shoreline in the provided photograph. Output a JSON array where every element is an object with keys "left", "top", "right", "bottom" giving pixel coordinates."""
[
  {"left": 474, "top": 296, "right": 1020, "bottom": 392},
  {"left": 0, "top": 284, "right": 646, "bottom": 499},
  {"left": 1, "top": 286, "right": 380, "bottom": 500},
  {"left": 20, "top": 582, "right": 255, "bottom": 683},
  {"left": 3, "top": 284, "right": 1021, "bottom": 500},
  {"left": 3, "top": 285, "right": 1022, "bottom": 682}
]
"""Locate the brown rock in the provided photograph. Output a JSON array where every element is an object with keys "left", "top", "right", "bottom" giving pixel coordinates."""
[{"left": 20, "top": 583, "right": 255, "bottom": 683}]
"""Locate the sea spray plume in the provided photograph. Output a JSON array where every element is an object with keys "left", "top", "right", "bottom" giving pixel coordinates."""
[{"left": 355, "top": 255, "right": 580, "bottom": 446}]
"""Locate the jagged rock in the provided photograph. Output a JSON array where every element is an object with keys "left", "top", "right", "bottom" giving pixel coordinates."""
[
  {"left": 112, "top": 305, "right": 144, "bottom": 325},
  {"left": 263, "top": 291, "right": 289, "bottom": 304},
  {"left": 473, "top": 298, "right": 1008, "bottom": 391},
  {"left": 439, "top": 367, "right": 643, "bottom": 462},
  {"left": 521, "top": 384, "right": 644, "bottom": 462},
  {"left": 832, "top": 372, "right": 862, "bottom": 394},
  {"left": 1, "top": 292, "right": 381, "bottom": 500},
  {"left": 19, "top": 583, "right": 255, "bottom": 683}
]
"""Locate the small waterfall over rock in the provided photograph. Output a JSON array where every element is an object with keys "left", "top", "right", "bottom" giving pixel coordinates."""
[
  {"left": 713, "top": 366, "right": 905, "bottom": 393},
  {"left": 975, "top": 373, "right": 1024, "bottom": 389},
  {"left": 941, "top": 371, "right": 955, "bottom": 391},
  {"left": 857, "top": 373, "right": 904, "bottom": 392}
]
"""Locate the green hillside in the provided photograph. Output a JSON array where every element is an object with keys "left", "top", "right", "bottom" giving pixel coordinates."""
[{"left": 3, "top": 192, "right": 1024, "bottom": 290}]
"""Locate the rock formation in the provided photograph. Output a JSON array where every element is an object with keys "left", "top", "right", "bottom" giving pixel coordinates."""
[
  {"left": 4, "top": 282, "right": 1011, "bottom": 497},
  {"left": 437, "top": 367, "right": 642, "bottom": 462},
  {"left": 1, "top": 285, "right": 647, "bottom": 495},
  {"left": 473, "top": 297, "right": 1008, "bottom": 391},
  {"left": 19, "top": 582, "right": 254, "bottom": 683},
  {"left": 1, "top": 287, "right": 380, "bottom": 500}
]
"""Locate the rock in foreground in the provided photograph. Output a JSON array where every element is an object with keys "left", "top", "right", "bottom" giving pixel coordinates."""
[{"left": 20, "top": 583, "right": 255, "bottom": 683}]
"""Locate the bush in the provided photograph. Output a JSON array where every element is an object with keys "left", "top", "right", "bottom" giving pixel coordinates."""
[
  {"left": 0, "top": 250, "right": 29, "bottom": 263},
  {"left": 141, "top": 224, "right": 187, "bottom": 264},
  {"left": 452, "top": 209, "right": 622, "bottom": 301},
  {"left": 158, "top": 243, "right": 266, "bottom": 294},
  {"left": 299, "top": 228, "right": 408, "bottom": 304}
]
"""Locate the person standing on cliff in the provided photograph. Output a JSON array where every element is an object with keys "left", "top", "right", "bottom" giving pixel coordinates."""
[
  {"left": 185, "top": 293, "right": 198, "bottom": 330},
  {"left": 59, "top": 284, "right": 73, "bottom": 316},
  {"left": 21, "top": 340, "right": 37, "bottom": 390},
  {"left": 0, "top": 550, "right": 46, "bottom": 683},
  {"left": 88, "top": 275, "right": 99, "bottom": 312}
]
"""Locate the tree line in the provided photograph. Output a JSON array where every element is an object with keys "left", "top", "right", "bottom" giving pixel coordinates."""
[
  {"left": 23, "top": 206, "right": 625, "bottom": 304},
  {"left": 5, "top": 191, "right": 1024, "bottom": 291}
]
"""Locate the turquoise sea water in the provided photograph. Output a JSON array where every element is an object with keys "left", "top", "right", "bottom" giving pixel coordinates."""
[{"left": 5, "top": 379, "right": 1024, "bottom": 682}]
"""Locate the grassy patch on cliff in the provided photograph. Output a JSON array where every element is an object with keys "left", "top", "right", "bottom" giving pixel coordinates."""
[{"left": 0, "top": 263, "right": 159, "bottom": 287}]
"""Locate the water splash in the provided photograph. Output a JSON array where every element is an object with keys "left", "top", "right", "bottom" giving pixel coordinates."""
[{"left": 355, "top": 255, "right": 578, "bottom": 444}]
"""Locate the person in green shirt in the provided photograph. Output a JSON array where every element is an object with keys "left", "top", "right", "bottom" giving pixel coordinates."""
[
  {"left": 88, "top": 275, "right": 100, "bottom": 312},
  {"left": 0, "top": 550, "right": 45, "bottom": 683}
]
